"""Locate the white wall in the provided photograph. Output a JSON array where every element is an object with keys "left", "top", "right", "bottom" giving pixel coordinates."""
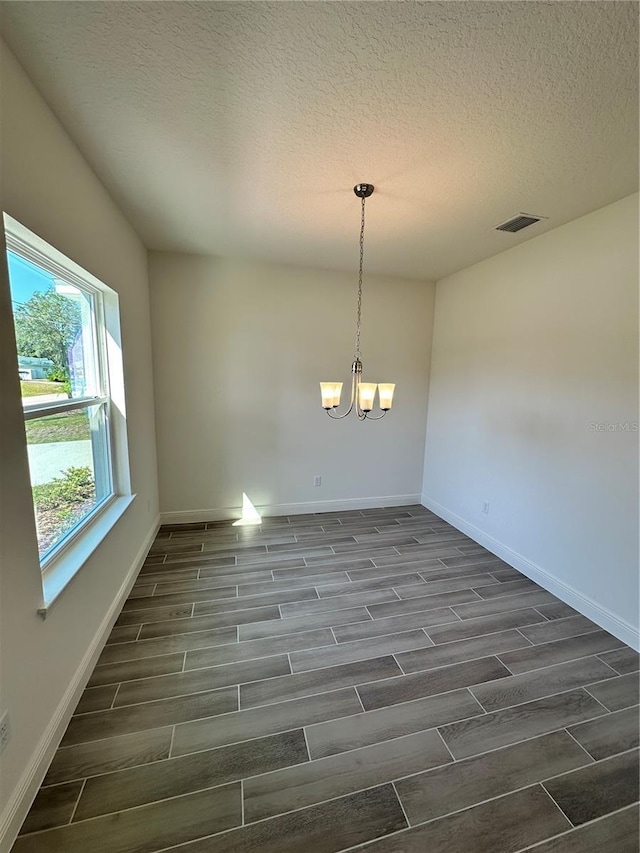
[
  {"left": 423, "top": 194, "right": 639, "bottom": 649},
  {"left": 0, "top": 42, "right": 159, "bottom": 848},
  {"left": 149, "top": 253, "right": 435, "bottom": 519}
]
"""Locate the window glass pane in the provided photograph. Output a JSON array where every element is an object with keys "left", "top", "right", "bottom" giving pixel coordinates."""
[
  {"left": 26, "top": 404, "right": 113, "bottom": 560},
  {"left": 6, "top": 251, "right": 101, "bottom": 402}
]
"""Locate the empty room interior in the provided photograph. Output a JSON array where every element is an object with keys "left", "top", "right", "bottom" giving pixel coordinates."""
[{"left": 0, "top": 2, "right": 639, "bottom": 852}]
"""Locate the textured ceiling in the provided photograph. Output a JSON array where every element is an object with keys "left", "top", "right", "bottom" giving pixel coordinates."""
[{"left": 0, "top": 1, "right": 638, "bottom": 280}]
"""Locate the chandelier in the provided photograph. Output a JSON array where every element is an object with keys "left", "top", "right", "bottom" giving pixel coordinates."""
[{"left": 320, "top": 183, "right": 395, "bottom": 420}]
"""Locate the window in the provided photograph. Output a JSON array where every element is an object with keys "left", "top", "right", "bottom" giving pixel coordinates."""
[{"left": 4, "top": 215, "right": 133, "bottom": 608}]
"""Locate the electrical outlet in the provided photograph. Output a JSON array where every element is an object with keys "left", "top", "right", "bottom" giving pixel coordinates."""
[
  {"left": 313, "top": 475, "right": 322, "bottom": 487},
  {"left": 0, "top": 711, "right": 10, "bottom": 755},
  {"left": 482, "top": 500, "right": 490, "bottom": 514}
]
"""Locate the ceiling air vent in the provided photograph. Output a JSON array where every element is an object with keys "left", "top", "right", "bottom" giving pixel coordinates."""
[{"left": 495, "top": 213, "right": 544, "bottom": 233}]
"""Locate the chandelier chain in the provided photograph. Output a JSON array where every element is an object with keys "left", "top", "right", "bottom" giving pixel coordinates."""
[{"left": 355, "top": 195, "right": 366, "bottom": 358}]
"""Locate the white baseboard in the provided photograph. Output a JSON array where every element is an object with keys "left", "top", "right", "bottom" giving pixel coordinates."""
[
  {"left": 160, "top": 494, "right": 422, "bottom": 525},
  {"left": 0, "top": 516, "right": 160, "bottom": 853},
  {"left": 422, "top": 495, "right": 639, "bottom": 652}
]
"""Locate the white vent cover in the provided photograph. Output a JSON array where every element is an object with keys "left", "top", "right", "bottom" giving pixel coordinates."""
[{"left": 495, "top": 213, "right": 546, "bottom": 233}]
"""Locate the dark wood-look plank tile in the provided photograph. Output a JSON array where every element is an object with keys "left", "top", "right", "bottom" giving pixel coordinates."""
[
  {"left": 128, "top": 583, "right": 156, "bottom": 598},
  {"left": 306, "top": 688, "right": 483, "bottom": 759},
  {"left": 597, "top": 646, "right": 640, "bottom": 674},
  {"left": 488, "top": 567, "right": 524, "bottom": 581},
  {"left": 239, "top": 572, "right": 350, "bottom": 596},
  {"left": 13, "top": 783, "right": 241, "bottom": 853},
  {"left": 469, "top": 656, "right": 616, "bottom": 711},
  {"left": 114, "top": 654, "right": 290, "bottom": 706},
  {"left": 144, "top": 554, "right": 236, "bottom": 573},
  {"left": 242, "top": 656, "right": 402, "bottom": 710},
  {"left": 568, "top": 705, "right": 640, "bottom": 760},
  {"left": 425, "top": 607, "right": 545, "bottom": 644},
  {"left": 473, "top": 578, "right": 540, "bottom": 598},
  {"left": 395, "top": 573, "right": 498, "bottom": 599},
  {"left": 135, "top": 568, "right": 201, "bottom": 586},
  {"left": 172, "top": 688, "right": 363, "bottom": 756},
  {"left": 358, "top": 656, "right": 510, "bottom": 712},
  {"left": 438, "top": 552, "right": 511, "bottom": 568},
  {"left": 19, "top": 782, "right": 84, "bottom": 835},
  {"left": 543, "top": 748, "right": 639, "bottom": 826},
  {"left": 194, "top": 586, "right": 319, "bottom": 616},
  {"left": 150, "top": 570, "right": 268, "bottom": 593},
  {"left": 88, "top": 652, "right": 185, "bottom": 688},
  {"left": 535, "top": 601, "right": 580, "bottom": 620},
  {"left": 346, "top": 786, "right": 570, "bottom": 853},
  {"left": 44, "top": 728, "right": 173, "bottom": 785},
  {"left": 273, "top": 557, "right": 375, "bottom": 578},
  {"left": 317, "top": 572, "right": 426, "bottom": 598},
  {"left": 347, "top": 560, "right": 460, "bottom": 581},
  {"left": 370, "top": 554, "right": 444, "bottom": 571},
  {"left": 61, "top": 686, "right": 238, "bottom": 747},
  {"left": 185, "top": 627, "right": 335, "bottom": 670},
  {"left": 244, "top": 728, "right": 450, "bottom": 823},
  {"left": 367, "top": 589, "right": 481, "bottom": 620},
  {"left": 115, "top": 602, "right": 194, "bottom": 627},
  {"left": 74, "top": 685, "right": 117, "bottom": 715},
  {"left": 121, "top": 585, "right": 237, "bottom": 611},
  {"left": 280, "top": 588, "right": 399, "bottom": 618},
  {"left": 514, "top": 803, "right": 639, "bottom": 853},
  {"left": 142, "top": 552, "right": 167, "bottom": 563},
  {"left": 237, "top": 551, "right": 326, "bottom": 567},
  {"left": 290, "top": 629, "right": 433, "bottom": 673},
  {"left": 518, "top": 614, "right": 600, "bottom": 644},
  {"left": 104, "top": 625, "right": 140, "bottom": 645},
  {"left": 395, "top": 730, "right": 591, "bottom": 826},
  {"left": 585, "top": 671, "right": 640, "bottom": 711},
  {"left": 149, "top": 541, "right": 203, "bottom": 555},
  {"left": 395, "top": 629, "right": 531, "bottom": 675},
  {"left": 74, "top": 730, "right": 308, "bottom": 821},
  {"left": 439, "top": 689, "right": 605, "bottom": 760},
  {"left": 164, "top": 784, "right": 407, "bottom": 853},
  {"left": 238, "top": 607, "right": 371, "bottom": 641},
  {"left": 138, "top": 606, "right": 281, "bottom": 639},
  {"left": 498, "top": 631, "right": 625, "bottom": 674},
  {"left": 98, "top": 626, "right": 237, "bottom": 665},
  {"left": 395, "top": 541, "right": 471, "bottom": 557},
  {"left": 351, "top": 532, "right": 420, "bottom": 547},
  {"left": 452, "top": 590, "right": 557, "bottom": 620},
  {"left": 332, "top": 607, "right": 458, "bottom": 643}
]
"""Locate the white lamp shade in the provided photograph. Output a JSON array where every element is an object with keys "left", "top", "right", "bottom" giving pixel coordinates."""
[
  {"left": 331, "top": 382, "right": 343, "bottom": 407},
  {"left": 378, "top": 383, "right": 395, "bottom": 410},
  {"left": 358, "top": 382, "right": 377, "bottom": 412},
  {"left": 320, "top": 382, "right": 337, "bottom": 409}
]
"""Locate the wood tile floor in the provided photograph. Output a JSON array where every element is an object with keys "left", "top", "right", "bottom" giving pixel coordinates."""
[{"left": 13, "top": 505, "right": 640, "bottom": 853}]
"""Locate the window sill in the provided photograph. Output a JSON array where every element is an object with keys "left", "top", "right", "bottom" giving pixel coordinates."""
[{"left": 38, "top": 494, "right": 136, "bottom": 617}]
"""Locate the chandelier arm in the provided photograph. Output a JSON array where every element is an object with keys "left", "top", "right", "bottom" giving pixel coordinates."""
[
  {"left": 361, "top": 409, "right": 388, "bottom": 421},
  {"left": 325, "top": 371, "right": 357, "bottom": 419},
  {"left": 326, "top": 400, "right": 354, "bottom": 419}
]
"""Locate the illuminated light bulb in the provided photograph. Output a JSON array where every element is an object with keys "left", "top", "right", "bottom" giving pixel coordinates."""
[
  {"left": 320, "top": 382, "right": 338, "bottom": 409},
  {"left": 358, "top": 382, "right": 377, "bottom": 412},
  {"left": 378, "top": 383, "right": 395, "bottom": 410}
]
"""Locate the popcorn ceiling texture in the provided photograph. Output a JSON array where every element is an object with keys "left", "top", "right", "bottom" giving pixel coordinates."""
[{"left": 0, "top": 1, "right": 637, "bottom": 280}]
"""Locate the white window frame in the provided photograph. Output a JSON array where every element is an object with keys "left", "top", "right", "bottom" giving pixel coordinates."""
[{"left": 4, "top": 214, "right": 135, "bottom": 614}]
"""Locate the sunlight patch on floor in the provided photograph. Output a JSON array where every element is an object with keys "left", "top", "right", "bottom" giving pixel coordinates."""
[{"left": 232, "top": 492, "right": 262, "bottom": 526}]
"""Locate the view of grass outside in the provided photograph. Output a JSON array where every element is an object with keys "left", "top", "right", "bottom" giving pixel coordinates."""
[
  {"left": 32, "top": 466, "right": 97, "bottom": 556},
  {"left": 23, "top": 401, "right": 98, "bottom": 557},
  {"left": 20, "top": 379, "right": 65, "bottom": 397}
]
